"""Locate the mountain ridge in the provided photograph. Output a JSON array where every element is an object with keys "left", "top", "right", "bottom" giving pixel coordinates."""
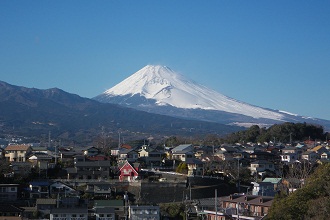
[{"left": 0, "top": 80, "right": 241, "bottom": 142}]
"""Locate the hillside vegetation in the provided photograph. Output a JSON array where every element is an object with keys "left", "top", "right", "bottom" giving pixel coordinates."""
[
  {"left": 223, "top": 122, "right": 329, "bottom": 144},
  {"left": 267, "top": 163, "right": 330, "bottom": 220}
]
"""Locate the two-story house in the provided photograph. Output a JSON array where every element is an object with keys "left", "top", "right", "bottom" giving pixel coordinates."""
[
  {"left": 81, "top": 146, "right": 100, "bottom": 157},
  {"left": 250, "top": 160, "right": 276, "bottom": 176},
  {"left": 0, "top": 184, "right": 19, "bottom": 202},
  {"left": 129, "top": 205, "right": 160, "bottom": 220},
  {"left": 4, "top": 144, "right": 32, "bottom": 162},
  {"left": 138, "top": 145, "right": 165, "bottom": 167},
  {"left": 49, "top": 181, "right": 79, "bottom": 198},
  {"left": 69, "top": 160, "right": 112, "bottom": 180},
  {"left": 171, "top": 144, "right": 195, "bottom": 162},
  {"left": 119, "top": 161, "right": 139, "bottom": 182},
  {"left": 186, "top": 158, "right": 204, "bottom": 176},
  {"left": 301, "top": 151, "right": 319, "bottom": 162},
  {"left": 118, "top": 148, "right": 139, "bottom": 163},
  {"left": 29, "top": 181, "right": 51, "bottom": 199},
  {"left": 50, "top": 208, "right": 88, "bottom": 220},
  {"left": 221, "top": 194, "right": 274, "bottom": 218}
]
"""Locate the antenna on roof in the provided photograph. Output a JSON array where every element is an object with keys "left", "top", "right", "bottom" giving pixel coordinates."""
[{"left": 48, "top": 131, "right": 51, "bottom": 149}]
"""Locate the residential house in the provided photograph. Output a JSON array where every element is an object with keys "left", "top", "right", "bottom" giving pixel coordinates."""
[
  {"left": 220, "top": 145, "right": 238, "bottom": 154},
  {"left": 10, "top": 161, "right": 33, "bottom": 175},
  {"left": 281, "top": 147, "right": 302, "bottom": 159},
  {"left": 4, "top": 144, "right": 32, "bottom": 162},
  {"left": 250, "top": 160, "right": 276, "bottom": 176},
  {"left": 36, "top": 198, "right": 57, "bottom": 216},
  {"left": 49, "top": 181, "right": 79, "bottom": 198},
  {"left": 0, "top": 205, "right": 24, "bottom": 220},
  {"left": 311, "top": 145, "right": 329, "bottom": 155},
  {"left": 138, "top": 145, "right": 164, "bottom": 167},
  {"left": 50, "top": 208, "right": 88, "bottom": 220},
  {"left": 129, "top": 205, "right": 160, "bottom": 220},
  {"left": 0, "top": 184, "right": 19, "bottom": 202},
  {"left": 81, "top": 146, "right": 99, "bottom": 157},
  {"left": 301, "top": 151, "right": 319, "bottom": 162},
  {"left": 68, "top": 160, "right": 112, "bottom": 180},
  {"left": 119, "top": 161, "right": 139, "bottom": 182},
  {"left": 242, "top": 146, "right": 256, "bottom": 154},
  {"left": 221, "top": 194, "right": 274, "bottom": 218},
  {"left": 249, "top": 151, "right": 279, "bottom": 163},
  {"left": 93, "top": 200, "right": 125, "bottom": 220},
  {"left": 280, "top": 153, "right": 299, "bottom": 164},
  {"left": 171, "top": 144, "right": 195, "bottom": 162},
  {"left": 252, "top": 178, "right": 282, "bottom": 197},
  {"left": 186, "top": 158, "right": 204, "bottom": 176},
  {"left": 28, "top": 152, "right": 53, "bottom": 169},
  {"left": 118, "top": 148, "right": 139, "bottom": 163},
  {"left": 86, "top": 182, "right": 113, "bottom": 199},
  {"left": 29, "top": 181, "right": 51, "bottom": 199},
  {"left": 110, "top": 144, "right": 133, "bottom": 157},
  {"left": 58, "top": 148, "right": 81, "bottom": 165},
  {"left": 321, "top": 152, "right": 330, "bottom": 160},
  {"left": 214, "top": 150, "right": 234, "bottom": 161},
  {"left": 94, "top": 207, "right": 116, "bottom": 220}
]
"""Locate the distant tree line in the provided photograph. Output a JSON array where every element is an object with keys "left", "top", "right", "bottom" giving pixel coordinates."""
[{"left": 221, "top": 122, "right": 328, "bottom": 144}]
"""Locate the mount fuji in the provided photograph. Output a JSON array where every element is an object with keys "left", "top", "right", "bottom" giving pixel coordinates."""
[{"left": 94, "top": 65, "right": 330, "bottom": 130}]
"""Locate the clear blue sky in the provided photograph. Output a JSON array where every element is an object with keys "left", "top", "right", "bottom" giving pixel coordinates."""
[{"left": 1, "top": 1, "right": 329, "bottom": 120}]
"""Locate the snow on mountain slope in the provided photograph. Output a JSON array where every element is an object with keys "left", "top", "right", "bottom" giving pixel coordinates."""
[{"left": 98, "top": 65, "right": 286, "bottom": 121}]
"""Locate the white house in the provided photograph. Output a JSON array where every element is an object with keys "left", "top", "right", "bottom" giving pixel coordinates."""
[
  {"left": 250, "top": 160, "right": 275, "bottom": 175},
  {"left": 50, "top": 208, "right": 88, "bottom": 220},
  {"left": 129, "top": 205, "right": 160, "bottom": 220}
]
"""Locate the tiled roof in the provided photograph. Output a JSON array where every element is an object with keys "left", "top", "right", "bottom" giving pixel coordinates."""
[
  {"left": 0, "top": 204, "right": 24, "bottom": 212},
  {"left": 172, "top": 144, "right": 193, "bottom": 152},
  {"left": 5, "top": 144, "right": 31, "bottom": 151},
  {"left": 36, "top": 198, "right": 57, "bottom": 205},
  {"left": 311, "top": 145, "right": 323, "bottom": 151},
  {"left": 94, "top": 200, "right": 124, "bottom": 207},
  {"left": 51, "top": 208, "right": 87, "bottom": 214},
  {"left": 262, "top": 178, "right": 282, "bottom": 184}
]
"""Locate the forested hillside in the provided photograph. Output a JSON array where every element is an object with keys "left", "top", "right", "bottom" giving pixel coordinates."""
[
  {"left": 222, "top": 122, "right": 329, "bottom": 144},
  {"left": 267, "top": 163, "right": 330, "bottom": 220}
]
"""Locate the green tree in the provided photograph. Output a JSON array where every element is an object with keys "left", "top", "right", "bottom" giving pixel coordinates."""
[
  {"left": 176, "top": 162, "right": 188, "bottom": 174},
  {"left": 268, "top": 163, "right": 330, "bottom": 220}
]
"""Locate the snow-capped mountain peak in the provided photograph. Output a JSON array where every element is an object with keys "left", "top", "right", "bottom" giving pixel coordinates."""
[{"left": 98, "top": 65, "right": 286, "bottom": 121}]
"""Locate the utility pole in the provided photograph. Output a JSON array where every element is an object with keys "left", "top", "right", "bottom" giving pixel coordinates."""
[
  {"left": 48, "top": 131, "right": 51, "bottom": 149},
  {"left": 124, "top": 191, "right": 128, "bottom": 220},
  {"left": 215, "top": 189, "right": 218, "bottom": 220},
  {"left": 189, "top": 183, "right": 191, "bottom": 200},
  {"left": 289, "top": 133, "right": 292, "bottom": 144},
  {"left": 237, "top": 157, "right": 241, "bottom": 193},
  {"left": 118, "top": 131, "right": 121, "bottom": 149}
]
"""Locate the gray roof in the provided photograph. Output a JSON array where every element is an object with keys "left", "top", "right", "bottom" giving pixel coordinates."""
[
  {"left": 186, "top": 158, "right": 203, "bottom": 165},
  {"left": 172, "top": 144, "right": 193, "bottom": 153},
  {"left": 51, "top": 208, "right": 88, "bottom": 214},
  {"left": 262, "top": 178, "right": 282, "bottom": 184},
  {"left": 95, "top": 207, "right": 115, "bottom": 213},
  {"left": 94, "top": 200, "right": 124, "bottom": 207},
  {"left": 75, "top": 160, "right": 111, "bottom": 167},
  {"left": 36, "top": 198, "right": 57, "bottom": 205}
]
